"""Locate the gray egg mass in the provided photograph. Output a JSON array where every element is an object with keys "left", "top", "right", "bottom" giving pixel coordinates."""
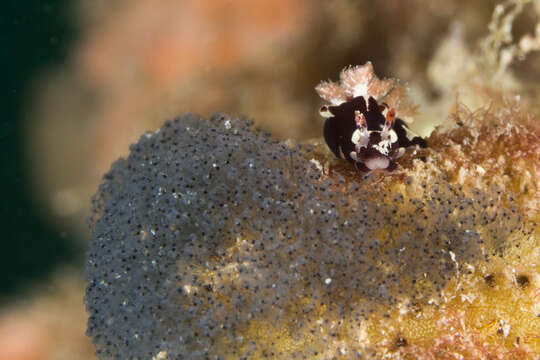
[{"left": 85, "top": 114, "right": 524, "bottom": 359}]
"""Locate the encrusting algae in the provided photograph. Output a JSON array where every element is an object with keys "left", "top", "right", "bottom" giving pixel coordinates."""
[{"left": 85, "top": 61, "right": 539, "bottom": 360}]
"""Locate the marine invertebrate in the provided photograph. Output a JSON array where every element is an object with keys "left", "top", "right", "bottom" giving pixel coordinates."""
[
  {"left": 316, "top": 63, "right": 426, "bottom": 172},
  {"left": 85, "top": 111, "right": 538, "bottom": 359}
]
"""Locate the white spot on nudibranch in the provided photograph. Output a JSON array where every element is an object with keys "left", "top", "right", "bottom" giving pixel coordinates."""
[
  {"left": 365, "top": 156, "right": 390, "bottom": 170},
  {"left": 388, "top": 129, "right": 398, "bottom": 143},
  {"left": 351, "top": 129, "right": 369, "bottom": 148},
  {"left": 373, "top": 140, "right": 392, "bottom": 156},
  {"left": 381, "top": 106, "right": 389, "bottom": 118},
  {"left": 319, "top": 106, "right": 333, "bottom": 118}
]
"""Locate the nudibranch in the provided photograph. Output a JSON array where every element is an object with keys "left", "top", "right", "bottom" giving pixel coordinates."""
[{"left": 316, "top": 62, "right": 426, "bottom": 172}]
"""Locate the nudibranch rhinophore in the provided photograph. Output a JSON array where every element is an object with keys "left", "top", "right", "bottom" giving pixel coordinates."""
[{"left": 316, "top": 62, "right": 426, "bottom": 172}]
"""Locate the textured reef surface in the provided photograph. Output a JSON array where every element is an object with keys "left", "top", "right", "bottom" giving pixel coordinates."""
[{"left": 86, "top": 109, "right": 539, "bottom": 359}]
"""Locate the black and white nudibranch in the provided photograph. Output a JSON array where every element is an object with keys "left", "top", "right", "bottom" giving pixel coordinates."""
[{"left": 316, "top": 62, "right": 427, "bottom": 172}]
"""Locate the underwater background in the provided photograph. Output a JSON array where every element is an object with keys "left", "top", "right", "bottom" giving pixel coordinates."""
[
  {"left": 1, "top": 0, "right": 539, "bottom": 359},
  {"left": 2, "top": 0, "right": 78, "bottom": 299}
]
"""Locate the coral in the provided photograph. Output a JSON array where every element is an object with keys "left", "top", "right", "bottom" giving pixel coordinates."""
[{"left": 86, "top": 110, "right": 539, "bottom": 359}]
